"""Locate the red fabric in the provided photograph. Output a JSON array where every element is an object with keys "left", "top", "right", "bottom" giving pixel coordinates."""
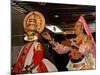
[
  {"left": 12, "top": 42, "right": 48, "bottom": 73},
  {"left": 32, "top": 48, "right": 48, "bottom": 72},
  {"left": 37, "top": 63, "right": 48, "bottom": 72},
  {"left": 12, "top": 43, "right": 33, "bottom": 73},
  {"left": 33, "top": 48, "right": 44, "bottom": 66}
]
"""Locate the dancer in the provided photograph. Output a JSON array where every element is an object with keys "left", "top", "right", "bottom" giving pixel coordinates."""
[{"left": 11, "top": 11, "right": 57, "bottom": 74}]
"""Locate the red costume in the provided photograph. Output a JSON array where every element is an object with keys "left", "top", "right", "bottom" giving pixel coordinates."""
[{"left": 12, "top": 11, "right": 57, "bottom": 74}]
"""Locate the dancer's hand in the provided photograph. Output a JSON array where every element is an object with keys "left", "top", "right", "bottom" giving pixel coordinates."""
[{"left": 41, "top": 31, "right": 52, "bottom": 41}]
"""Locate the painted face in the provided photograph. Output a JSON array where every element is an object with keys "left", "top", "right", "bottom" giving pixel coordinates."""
[{"left": 74, "top": 22, "right": 83, "bottom": 35}]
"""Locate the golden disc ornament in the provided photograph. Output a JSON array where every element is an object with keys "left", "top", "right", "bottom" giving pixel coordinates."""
[{"left": 23, "top": 11, "right": 46, "bottom": 33}]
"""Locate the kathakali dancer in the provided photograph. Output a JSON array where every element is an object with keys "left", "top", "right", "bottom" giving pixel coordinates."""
[{"left": 11, "top": 11, "right": 57, "bottom": 74}]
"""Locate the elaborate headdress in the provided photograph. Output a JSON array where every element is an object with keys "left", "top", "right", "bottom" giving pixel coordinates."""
[{"left": 23, "top": 11, "right": 46, "bottom": 41}]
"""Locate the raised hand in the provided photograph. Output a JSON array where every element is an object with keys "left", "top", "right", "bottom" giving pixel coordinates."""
[{"left": 41, "top": 31, "right": 52, "bottom": 41}]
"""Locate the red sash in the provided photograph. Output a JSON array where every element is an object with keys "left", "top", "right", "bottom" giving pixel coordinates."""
[
  {"left": 12, "top": 42, "right": 48, "bottom": 73},
  {"left": 12, "top": 42, "right": 33, "bottom": 73},
  {"left": 32, "top": 48, "right": 48, "bottom": 72}
]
